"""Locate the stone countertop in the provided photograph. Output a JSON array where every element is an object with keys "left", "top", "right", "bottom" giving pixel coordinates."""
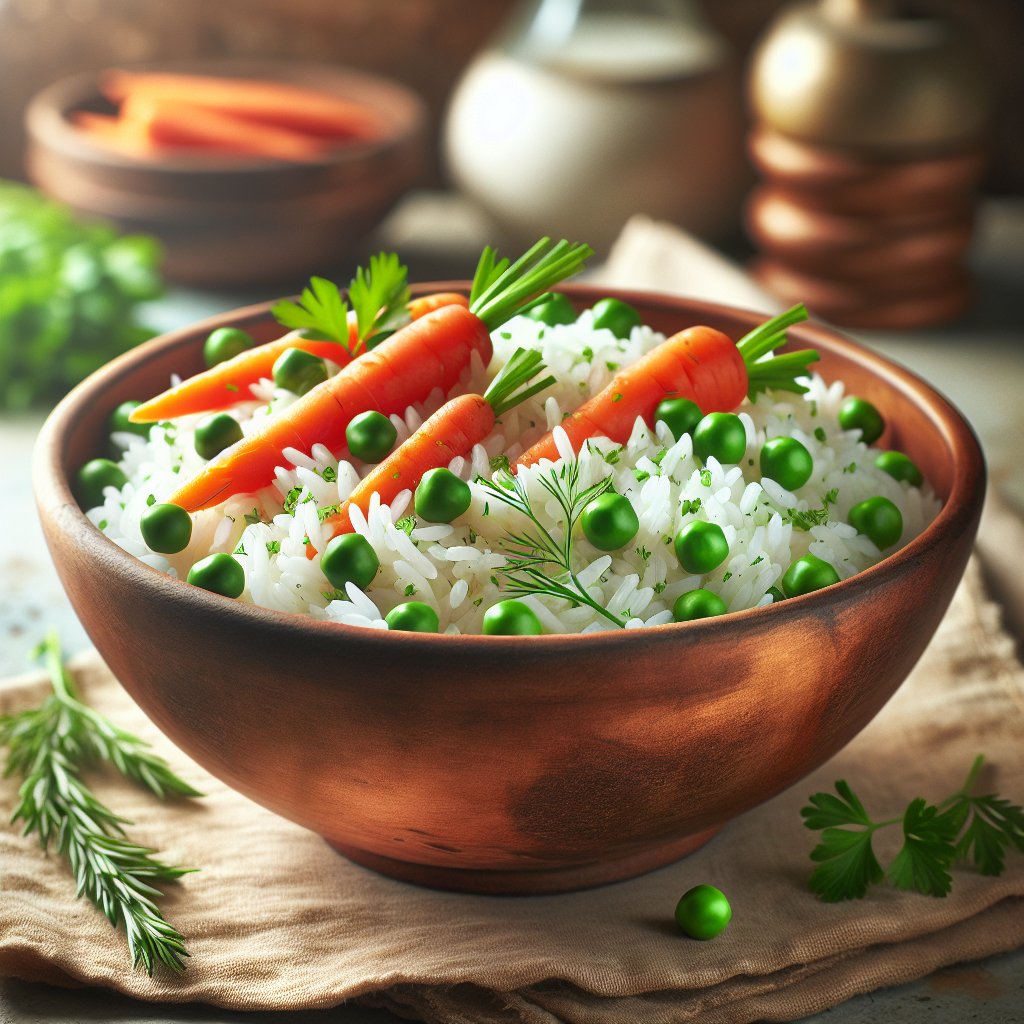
[{"left": 1, "top": 193, "right": 1022, "bottom": 1024}]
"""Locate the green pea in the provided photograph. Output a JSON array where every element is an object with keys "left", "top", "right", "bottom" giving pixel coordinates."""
[
  {"left": 186, "top": 552, "right": 245, "bottom": 598},
  {"left": 655, "top": 398, "right": 703, "bottom": 443},
  {"left": 414, "top": 467, "right": 472, "bottom": 524},
  {"left": 591, "top": 297, "right": 641, "bottom": 339},
  {"left": 675, "top": 884, "right": 732, "bottom": 940},
  {"left": 766, "top": 586, "right": 786, "bottom": 604},
  {"left": 140, "top": 503, "right": 192, "bottom": 554},
  {"left": 760, "top": 436, "right": 813, "bottom": 491},
  {"left": 108, "top": 400, "right": 150, "bottom": 438},
  {"left": 525, "top": 293, "right": 576, "bottom": 326},
  {"left": 76, "top": 458, "right": 128, "bottom": 509},
  {"left": 694, "top": 413, "right": 746, "bottom": 465},
  {"left": 320, "top": 533, "right": 379, "bottom": 591},
  {"left": 581, "top": 492, "right": 639, "bottom": 551},
  {"left": 346, "top": 411, "right": 398, "bottom": 463},
  {"left": 838, "top": 397, "right": 884, "bottom": 444},
  {"left": 385, "top": 602, "right": 440, "bottom": 633},
  {"left": 875, "top": 450, "right": 923, "bottom": 487},
  {"left": 673, "top": 589, "right": 727, "bottom": 622},
  {"left": 482, "top": 599, "right": 543, "bottom": 635},
  {"left": 204, "top": 327, "right": 253, "bottom": 368},
  {"left": 781, "top": 553, "right": 841, "bottom": 598},
  {"left": 848, "top": 495, "right": 903, "bottom": 550},
  {"left": 674, "top": 520, "right": 729, "bottom": 575},
  {"left": 272, "top": 347, "right": 328, "bottom": 396},
  {"left": 194, "top": 412, "right": 244, "bottom": 461}
]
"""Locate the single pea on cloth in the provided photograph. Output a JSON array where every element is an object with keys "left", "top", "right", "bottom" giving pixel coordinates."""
[{"left": 0, "top": 540, "right": 1022, "bottom": 1022}]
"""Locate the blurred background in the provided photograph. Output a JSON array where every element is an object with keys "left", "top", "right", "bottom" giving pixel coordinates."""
[{"left": 1, "top": 0, "right": 1022, "bottom": 675}]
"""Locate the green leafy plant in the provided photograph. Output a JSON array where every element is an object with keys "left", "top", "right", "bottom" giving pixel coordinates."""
[
  {"left": 802, "top": 755, "right": 1024, "bottom": 902},
  {"left": 271, "top": 252, "right": 409, "bottom": 355},
  {"left": 479, "top": 462, "right": 625, "bottom": 627},
  {"left": 0, "top": 631, "right": 201, "bottom": 973},
  {"left": 0, "top": 180, "right": 163, "bottom": 408}
]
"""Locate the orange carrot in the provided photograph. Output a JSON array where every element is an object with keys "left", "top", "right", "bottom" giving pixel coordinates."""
[
  {"left": 118, "top": 94, "right": 328, "bottom": 162},
  {"left": 408, "top": 292, "right": 469, "bottom": 321},
  {"left": 314, "top": 349, "right": 554, "bottom": 555},
  {"left": 166, "top": 237, "right": 593, "bottom": 512},
  {"left": 101, "top": 70, "right": 381, "bottom": 142},
  {"left": 130, "top": 334, "right": 355, "bottom": 424},
  {"left": 167, "top": 304, "right": 493, "bottom": 511},
  {"left": 517, "top": 306, "right": 815, "bottom": 468},
  {"left": 70, "top": 110, "right": 154, "bottom": 158}
]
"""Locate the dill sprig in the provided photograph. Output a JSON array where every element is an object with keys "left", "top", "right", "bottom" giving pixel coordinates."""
[
  {"left": 802, "top": 754, "right": 1024, "bottom": 902},
  {"left": 479, "top": 462, "right": 626, "bottom": 627},
  {"left": 0, "top": 631, "right": 200, "bottom": 974}
]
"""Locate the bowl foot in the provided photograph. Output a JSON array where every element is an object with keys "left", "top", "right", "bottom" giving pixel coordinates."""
[{"left": 327, "top": 827, "right": 722, "bottom": 895}]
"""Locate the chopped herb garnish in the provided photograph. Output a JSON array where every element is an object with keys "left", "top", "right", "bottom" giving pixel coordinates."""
[
  {"left": 483, "top": 503, "right": 489, "bottom": 516},
  {"left": 321, "top": 588, "right": 345, "bottom": 602},
  {"left": 489, "top": 453, "right": 511, "bottom": 474},
  {"left": 700, "top": 469, "right": 712, "bottom": 487},
  {"left": 680, "top": 497, "right": 703, "bottom": 516},
  {"left": 723, "top": 572, "right": 732, "bottom": 582},
  {"left": 788, "top": 496, "right": 833, "bottom": 531},
  {"left": 283, "top": 486, "right": 304, "bottom": 514},
  {"left": 500, "top": 331, "right": 511, "bottom": 339},
  {"left": 844, "top": 462, "right": 857, "bottom": 474},
  {"left": 225, "top": 384, "right": 239, "bottom": 392},
  {"left": 266, "top": 541, "right": 281, "bottom": 554},
  {"left": 825, "top": 488, "right": 839, "bottom": 504},
  {"left": 145, "top": 494, "right": 155, "bottom": 506},
  {"left": 663, "top": 535, "right": 672, "bottom": 545},
  {"left": 814, "top": 427, "right": 827, "bottom": 443},
  {"left": 396, "top": 516, "right": 416, "bottom": 536},
  {"left": 243, "top": 508, "right": 262, "bottom": 525},
  {"left": 233, "top": 543, "right": 246, "bottom": 556},
  {"left": 473, "top": 597, "right": 483, "bottom": 607},
  {"left": 319, "top": 465, "right": 338, "bottom": 483},
  {"left": 636, "top": 546, "right": 651, "bottom": 560},
  {"left": 469, "top": 527, "right": 477, "bottom": 543},
  {"left": 810, "top": 401, "right": 818, "bottom": 416},
  {"left": 632, "top": 468, "right": 650, "bottom": 484},
  {"left": 654, "top": 582, "right": 667, "bottom": 594},
  {"left": 302, "top": 536, "right": 310, "bottom": 545},
  {"left": 651, "top": 448, "right": 668, "bottom": 466},
  {"left": 606, "top": 361, "right": 618, "bottom": 372},
  {"left": 404, "top": 584, "right": 417, "bottom": 596},
  {"left": 490, "top": 575, "right": 499, "bottom": 586},
  {"left": 612, "top": 393, "right": 623, "bottom": 402},
  {"left": 581, "top": 346, "right": 593, "bottom": 361},
  {"left": 751, "top": 555, "right": 763, "bottom": 565},
  {"left": 316, "top": 504, "right": 341, "bottom": 522},
  {"left": 603, "top": 447, "right": 622, "bottom": 466},
  {"left": 98, "top": 519, "right": 107, "bottom": 530}
]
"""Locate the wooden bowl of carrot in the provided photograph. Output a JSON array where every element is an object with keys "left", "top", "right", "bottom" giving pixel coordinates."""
[
  {"left": 33, "top": 283, "right": 985, "bottom": 894},
  {"left": 24, "top": 59, "right": 427, "bottom": 286}
]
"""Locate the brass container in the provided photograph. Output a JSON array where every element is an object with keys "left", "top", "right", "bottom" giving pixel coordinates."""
[{"left": 745, "top": 0, "right": 995, "bottom": 329}]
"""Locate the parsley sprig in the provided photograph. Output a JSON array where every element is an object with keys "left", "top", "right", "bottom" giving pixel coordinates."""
[
  {"left": 271, "top": 252, "right": 409, "bottom": 356},
  {"left": 480, "top": 463, "right": 626, "bottom": 627},
  {"left": 802, "top": 755, "right": 1023, "bottom": 902},
  {"left": 0, "top": 631, "right": 201, "bottom": 973}
]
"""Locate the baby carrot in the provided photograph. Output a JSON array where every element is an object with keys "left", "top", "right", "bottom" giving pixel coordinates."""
[
  {"left": 517, "top": 305, "right": 813, "bottom": 468},
  {"left": 129, "top": 334, "right": 353, "bottom": 423},
  {"left": 168, "top": 303, "right": 494, "bottom": 511},
  {"left": 315, "top": 349, "right": 554, "bottom": 553}
]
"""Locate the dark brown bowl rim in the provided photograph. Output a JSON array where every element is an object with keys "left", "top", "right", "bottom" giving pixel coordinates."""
[
  {"left": 34, "top": 284, "right": 985, "bottom": 652},
  {"left": 24, "top": 57, "right": 427, "bottom": 174}
]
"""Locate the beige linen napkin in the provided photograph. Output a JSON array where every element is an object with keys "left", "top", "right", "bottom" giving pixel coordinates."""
[{"left": 0, "top": 536, "right": 1022, "bottom": 1024}]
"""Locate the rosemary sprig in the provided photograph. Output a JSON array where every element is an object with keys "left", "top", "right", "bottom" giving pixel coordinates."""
[
  {"left": 0, "top": 631, "right": 200, "bottom": 974},
  {"left": 480, "top": 461, "right": 625, "bottom": 627}
]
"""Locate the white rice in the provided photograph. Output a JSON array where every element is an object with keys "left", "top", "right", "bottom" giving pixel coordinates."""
[{"left": 89, "top": 310, "right": 942, "bottom": 634}]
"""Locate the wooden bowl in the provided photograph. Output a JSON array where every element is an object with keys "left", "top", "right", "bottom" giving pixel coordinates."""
[
  {"left": 33, "top": 286, "right": 985, "bottom": 894},
  {"left": 24, "top": 59, "right": 427, "bottom": 287}
]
